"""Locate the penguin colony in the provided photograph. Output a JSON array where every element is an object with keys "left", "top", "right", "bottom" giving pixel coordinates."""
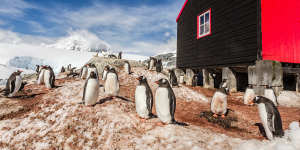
[{"left": 0, "top": 55, "right": 289, "bottom": 141}]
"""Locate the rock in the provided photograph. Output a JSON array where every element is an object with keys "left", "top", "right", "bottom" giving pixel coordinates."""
[{"left": 87, "top": 57, "right": 144, "bottom": 76}]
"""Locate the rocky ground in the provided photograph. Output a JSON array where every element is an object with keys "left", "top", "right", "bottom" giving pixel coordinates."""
[{"left": 0, "top": 67, "right": 299, "bottom": 150}]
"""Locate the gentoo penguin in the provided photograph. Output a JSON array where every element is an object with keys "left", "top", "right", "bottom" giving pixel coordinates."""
[
  {"left": 251, "top": 96, "right": 284, "bottom": 140},
  {"left": 244, "top": 85, "right": 256, "bottom": 105},
  {"left": 44, "top": 66, "right": 55, "bottom": 89},
  {"left": 192, "top": 74, "right": 198, "bottom": 87},
  {"left": 168, "top": 69, "right": 178, "bottom": 87},
  {"left": 135, "top": 76, "right": 154, "bottom": 119},
  {"left": 82, "top": 71, "right": 99, "bottom": 106},
  {"left": 155, "top": 78, "right": 176, "bottom": 124},
  {"left": 211, "top": 79, "right": 228, "bottom": 118},
  {"left": 37, "top": 66, "right": 46, "bottom": 85},
  {"left": 87, "top": 64, "right": 99, "bottom": 79},
  {"left": 118, "top": 52, "right": 122, "bottom": 59},
  {"left": 102, "top": 65, "right": 110, "bottom": 81},
  {"left": 108, "top": 54, "right": 117, "bottom": 59},
  {"left": 60, "top": 66, "right": 65, "bottom": 73},
  {"left": 124, "top": 61, "right": 131, "bottom": 74},
  {"left": 36, "top": 65, "right": 40, "bottom": 73},
  {"left": 67, "top": 64, "right": 72, "bottom": 71},
  {"left": 104, "top": 68, "right": 120, "bottom": 97},
  {"left": 264, "top": 86, "right": 278, "bottom": 106},
  {"left": 3, "top": 70, "right": 23, "bottom": 97},
  {"left": 156, "top": 59, "right": 162, "bottom": 73},
  {"left": 149, "top": 57, "right": 157, "bottom": 71},
  {"left": 80, "top": 64, "right": 88, "bottom": 79}
]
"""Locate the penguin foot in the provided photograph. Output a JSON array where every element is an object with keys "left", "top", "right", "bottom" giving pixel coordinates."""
[
  {"left": 155, "top": 122, "right": 165, "bottom": 126},
  {"left": 213, "top": 114, "right": 218, "bottom": 118}
]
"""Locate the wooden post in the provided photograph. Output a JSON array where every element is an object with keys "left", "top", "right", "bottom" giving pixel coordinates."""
[
  {"left": 254, "top": 60, "right": 283, "bottom": 96},
  {"left": 185, "top": 69, "right": 195, "bottom": 86},
  {"left": 222, "top": 67, "right": 237, "bottom": 93},
  {"left": 203, "top": 69, "right": 214, "bottom": 89},
  {"left": 297, "top": 73, "right": 300, "bottom": 93}
]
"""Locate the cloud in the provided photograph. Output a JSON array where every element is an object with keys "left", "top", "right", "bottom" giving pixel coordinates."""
[
  {"left": 43, "top": 0, "right": 184, "bottom": 56},
  {"left": 0, "top": 29, "right": 56, "bottom": 45},
  {"left": 0, "top": 0, "right": 185, "bottom": 56},
  {"left": 0, "top": 19, "right": 5, "bottom": 25},
  {"left": 0, "top": 0, "right": 34, "bottom": 17},
  {"left": 26, "top": 21, "right": 47, "bottom": 33}
]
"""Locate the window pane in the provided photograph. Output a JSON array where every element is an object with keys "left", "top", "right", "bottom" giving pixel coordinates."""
[
  {"left": 200, "top": 25, "right": 204, "bottom": 35},
  {"left": 200, "top": 16, "right": 204, "bottom": 25},
  {"left": 205, "top": 23, "right": 210, "bottom": 33},
  {"left": 205, "top": 13, "right": 210, "bottom": 23}
]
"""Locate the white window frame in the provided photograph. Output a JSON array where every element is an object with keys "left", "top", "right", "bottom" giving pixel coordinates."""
[{"left": 197, "top": 9, "right": 211, "bottom": 39}]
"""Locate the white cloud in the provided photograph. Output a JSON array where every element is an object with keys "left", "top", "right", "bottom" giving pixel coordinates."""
[
  {"left": 0, "top": 29, "right": 56, "bottom": 45},
  {"left": 0, "top": 0, "right": 34, "bottom": 17},
  {"left": 27, "top": 21, "right": 47, "bottom": 33},
  {"left": 0, "top": 19, "right": 5, "bottom": 25},
  {"left": 43, "top": 0, "right": 184, "bottom": 56}
]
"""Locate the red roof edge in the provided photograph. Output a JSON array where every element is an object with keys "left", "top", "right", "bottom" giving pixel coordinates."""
[{"left": 176, "top": 0, "right": 189, "bottom": 22}]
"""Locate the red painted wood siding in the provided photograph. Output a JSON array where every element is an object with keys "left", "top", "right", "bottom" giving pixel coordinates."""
[{"left": 261, "top": 0, "right": 300, "bottom": 63}]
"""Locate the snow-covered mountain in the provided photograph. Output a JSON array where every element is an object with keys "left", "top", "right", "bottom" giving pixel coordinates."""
[{"left": 46, "top": 30, "right": 111, "bottom": 52}]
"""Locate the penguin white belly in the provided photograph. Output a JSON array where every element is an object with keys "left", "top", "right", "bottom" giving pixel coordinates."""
[
  {"left": 104, "top": 73, "right": 119, "bottom": 96},
  {"left": 102, "top": 70, "right": 108, "bottom": 80},
  {"left": 84, "top": 79, "right": 99, "bottom": 106},
  {"left": 264, "top": 89, "right": 277, "bottom": 106},
  {"left": 135, "top": 86, "right": 149, "bottom": 118},
  {"left": 81, "top": 67, "right": 88, "bottom": 79},
  {"left": 244, "top": 88, "right": 255, "bottom": 105},
  {"left": 211, "top": 92, "right": 227, "bottom": 115},
  {"left": 155, "top": 88, "right": 172, "bottom": 123},
  {"left": 37, "top": 69, "right": 45, "bottom": 84},
  {"left": 9, "top": 75, "right": 22, "bottom": 97},
  {"left": 44, "top": 70, "right": 51, "bottom": 89},
  {"left": 124, "top": 64, "right": 129, "bottom": 74},
  {"left": 149, "top": 60, "right": 154, "bottom": 70},
  {"left": 257, "top": 103, "right": 274, "bottom": 140}
]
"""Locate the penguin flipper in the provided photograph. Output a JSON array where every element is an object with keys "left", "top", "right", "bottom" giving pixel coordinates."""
[
  {"left": 10, "top": 78, "right": 16, "bottom": 93},
  {"left": 82, "top": 79, "right": 88, "bottom": 103},
  {"left": 168, "top": 87, "right": 176, "bottom": 121},
  {"left": 145, "top": 82, "right": 154, "bottom": 114},
  {"left": 265, "top": 103, "right": 275, "bottom": 132}
]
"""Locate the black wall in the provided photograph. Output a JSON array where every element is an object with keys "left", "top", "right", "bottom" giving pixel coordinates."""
[{"left": 177, "top": 0, "right": 259, "bottom": 69}]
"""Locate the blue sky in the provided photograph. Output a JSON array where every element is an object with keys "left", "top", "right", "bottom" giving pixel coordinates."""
[{"left": 0, "top": 0, "right": 185, "bottom": 56}]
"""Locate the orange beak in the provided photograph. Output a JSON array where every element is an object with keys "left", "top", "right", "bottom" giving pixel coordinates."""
[
  {"left": 155, "top": 81, "right": 159, "bottom": 84},
  {"left": 249, "top": 100, "right": 254, "bottom": 105}
]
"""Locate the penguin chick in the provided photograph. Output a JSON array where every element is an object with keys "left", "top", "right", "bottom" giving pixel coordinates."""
[
  {"left": 211, "top": 79, "right": 228, "bottom": 118},
  {"left": 104, "top": 68, "right": 120, "bottom": 97}
]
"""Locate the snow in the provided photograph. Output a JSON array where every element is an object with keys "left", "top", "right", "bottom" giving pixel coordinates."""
[
  {"left": 46, "top": 30, "right": 110, "bottom": 52},
  {"left": 0, "top": 69, "right": 300, "bottom": 149},
  {"left": 130, "top": 68, "right": 209, "bottom": 102},
  {"left": 277, "top": 91, "right": 300, "bottom": 108}
]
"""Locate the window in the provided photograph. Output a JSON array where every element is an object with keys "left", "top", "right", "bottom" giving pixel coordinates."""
[{"left": 197, "top": 9, "right": 211, "bottom": 39}]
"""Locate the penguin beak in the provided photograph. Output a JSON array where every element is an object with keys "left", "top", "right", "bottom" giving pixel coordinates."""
[
  {"left": 136, "top": 77, "right": 140, "bottom": 80},
  {"left": 249, "top": 100, "right": 254, "bottom": 105},
  {"left": 155, "top": 81, "right": 159, "bottom": 84}
]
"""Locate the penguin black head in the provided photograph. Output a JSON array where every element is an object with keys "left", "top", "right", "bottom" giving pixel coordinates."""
[
  {"left": 16, "top": 70, "right": 23, "bottom": 75},
  {"left": 155, "top": 78, "right": 170, "bottom": 88},
  {"left": 108, "top": 68, "right": 117, "bottom": 73},
  {"left": 89, "top": 71, "right": 97, "bottom": 79},
  {"left": 136, "top": 76, "right": 147, "bottom": 85},
  {"left": 252, "top": 96, "right": 272, "bottom": 105},
  {"left": 104, "top": 65, "right": 110, "bottom": 71}
]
